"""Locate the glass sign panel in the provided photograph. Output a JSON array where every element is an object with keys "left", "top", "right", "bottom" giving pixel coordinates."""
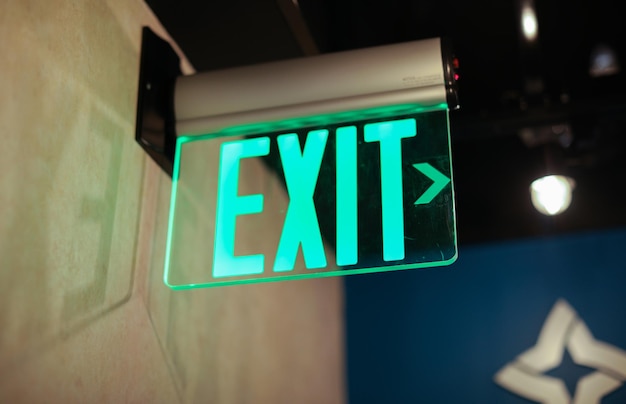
[{"left": 165, "top": 107, "right": 457, "bottom": 289}]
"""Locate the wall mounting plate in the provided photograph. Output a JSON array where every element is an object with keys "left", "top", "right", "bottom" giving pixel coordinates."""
[{"left": 135, "top": 27, "right": 182, "bottom": 176}]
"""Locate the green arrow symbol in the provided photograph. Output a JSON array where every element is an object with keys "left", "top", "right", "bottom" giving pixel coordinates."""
[{"left": 413, "top": 163, "right": 450, "bottom": 205}]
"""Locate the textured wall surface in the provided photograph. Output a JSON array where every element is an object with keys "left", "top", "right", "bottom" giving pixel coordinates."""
[{"left": 0, "top": 0, "right": 345, "bottom": 402}]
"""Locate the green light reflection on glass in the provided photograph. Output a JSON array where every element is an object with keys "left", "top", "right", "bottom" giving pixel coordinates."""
[{"left": 175, "top": 102, "right": 448, "bottom": 147}]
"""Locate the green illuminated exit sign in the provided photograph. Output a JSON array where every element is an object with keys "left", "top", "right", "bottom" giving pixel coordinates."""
[{"left": 165, "top": 109, "right": 456, "bottom": 289}]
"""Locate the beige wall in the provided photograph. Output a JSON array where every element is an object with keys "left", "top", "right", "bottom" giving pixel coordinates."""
[{"left": 0, "top": 0, "right": 345, "bottom": 402}]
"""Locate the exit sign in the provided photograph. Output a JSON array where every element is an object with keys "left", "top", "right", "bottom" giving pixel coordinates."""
[{"left": 164, "top": 108, "right": 456, "bottom": 289}]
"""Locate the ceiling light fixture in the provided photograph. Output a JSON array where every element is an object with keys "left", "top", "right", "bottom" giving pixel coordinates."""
[
  {"left": 521, "top": 0, "right": 539, "bottom": 43},
  {"left": 589, "top": 43, "right": 621, "bottom": 77},
  {"left": 530, "top": 174, "right": 576, "bottom": 216},
  {"left": 520, "top": 129, "right": 576, "bottom": 216}
]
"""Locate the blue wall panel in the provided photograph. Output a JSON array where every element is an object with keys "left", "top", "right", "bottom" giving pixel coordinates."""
[{"left": 345, "top": 229, "right": 626, "bottom": 403}]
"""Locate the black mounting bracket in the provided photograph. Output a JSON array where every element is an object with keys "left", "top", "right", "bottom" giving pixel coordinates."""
[{"left": 135, "top": 27, "right": 182, "bottom": 177}]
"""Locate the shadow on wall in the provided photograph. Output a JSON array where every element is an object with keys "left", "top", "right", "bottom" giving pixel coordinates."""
[{"left": 0, "top": 0, "right": 141, "bottom": 374}]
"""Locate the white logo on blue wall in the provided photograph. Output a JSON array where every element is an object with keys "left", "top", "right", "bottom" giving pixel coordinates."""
[{"left": 494, "top": 299, "right": 626, "bottom": 403}]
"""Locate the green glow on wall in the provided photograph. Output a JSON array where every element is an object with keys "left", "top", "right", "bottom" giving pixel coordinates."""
[
  {"left": 336, "top": 126, "right": 358, "bottom": 266},
  {"left": 164, "top": 106, "right": 457, "bottom": 289},
  {"left": 364, "top": 119, "right": 416, "bottom": 261},
  {"left": 213, "top": 137, "right": 269, "bottom": 277},
  {"left": 273, "top": 130, "right": 328, "bottom": 272}
]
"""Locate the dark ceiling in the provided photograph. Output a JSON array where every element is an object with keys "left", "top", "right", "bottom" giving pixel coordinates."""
[{"left": 146, "top": 0, "right": 626, "bottom": 245}]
